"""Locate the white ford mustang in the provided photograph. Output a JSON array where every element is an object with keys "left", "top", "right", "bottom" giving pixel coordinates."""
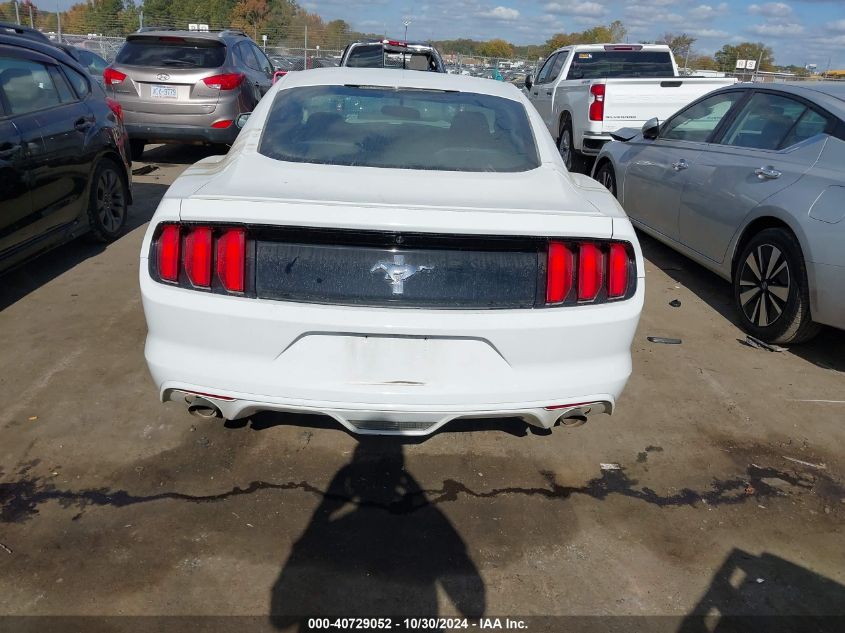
[{"left": 140, "top": 68, "right": 644, "bottom": 436}]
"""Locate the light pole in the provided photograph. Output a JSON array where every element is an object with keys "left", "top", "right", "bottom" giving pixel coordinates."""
[{"left": 402, "top": 17, "right": 411, "bottom": 42}]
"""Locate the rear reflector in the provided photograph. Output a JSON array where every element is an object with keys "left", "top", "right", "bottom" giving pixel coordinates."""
[
  {"left": 211, "top": 119, "right": 233, "bottom": 129},
  {"left": 217, "top": 228, "right": 246, "bottom": 292},
  {"left": 608, "top": 243, "right": 629, "bottom": 298},
  {"left": 184, "top": 226, "right": 213, "bottom": 288},
  {"left": 577, "top": 243, "right": 603, "bottom": 302},
  {"left": 157, "top": 224, "right": 180, "bottom": 282},
  {"left": 589, "top": 84, "right": 605, "bottom": 122},
  {"left": 203, "top": 73, "right": 244, "bottom": 90},
  {"left": 546, "top": 241, "right": 574, "bottom": 304},
  {"left": 103, "top": 67, "right": 126, "bottom": 85}
]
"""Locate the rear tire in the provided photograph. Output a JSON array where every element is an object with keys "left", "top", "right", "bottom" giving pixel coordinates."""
[
  {"left": 732, "top": 228, "right": 820, "bottom": 345},
  {"left": 129, "top": 139, "right": 145, "bottom": 162},
  {"left": 594, "top": 162, "right": 617, "bottom": 198},
  {"left": 558, "top": 118, "right": 587, "bottom": 173},
  {"left": 86, "top": 159, "right": 128, "bottom": 243}
]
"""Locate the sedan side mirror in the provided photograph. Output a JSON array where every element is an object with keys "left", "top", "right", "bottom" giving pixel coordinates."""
[
  {"left": 235, "top": 113, "right": 251, "bottom": 129},
  {"left": 642, "top": 117, "right": 660, "bottom": 140},
  {"left": 524, "top": 73, "right": 533, "bottom": 91}
]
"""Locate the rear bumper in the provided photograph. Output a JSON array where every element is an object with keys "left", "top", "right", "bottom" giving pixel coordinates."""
[
  {"left": 140, "top": 269, "right": 644, "bottom": 435},
  {"left": 579, "top": 132, "right": 613, "bottom": 156},
  {"left": 125, "top": 122, "right": 239, "bottom": 145}
]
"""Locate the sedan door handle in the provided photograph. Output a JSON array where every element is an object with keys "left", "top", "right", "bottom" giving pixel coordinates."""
[
  {"left": 545, "top": 89, "right": 552, "bottom": 95},
  {"left": 755, "top": 166, "right": 782, "bottom": 180},
  {"left": 532, "top": 91, "right": 538, "bottom": 96},
  {"left": 672, "top": 159, "right": 689, "bottom": 171}
]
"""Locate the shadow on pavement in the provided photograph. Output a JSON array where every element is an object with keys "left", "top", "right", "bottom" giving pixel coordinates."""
[
  {"left": 268, "top": 439, "right": 485, "bottom": 631},
  {"left": 138, "top": 143, "right": 229, "bottom": 165},
  {"left": 0, "top": 182, "right": 168, "bottom": 311},
  {"left": 678, "top": 548, "right": 845, "bottom": 632},
  {"left": 639, "top": 231, "right": 845, "bottom": 372}
]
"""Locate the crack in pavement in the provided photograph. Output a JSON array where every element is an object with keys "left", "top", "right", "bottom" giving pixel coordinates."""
[{"left": 1, "top": 460, "right": 840, "bottom": 524}]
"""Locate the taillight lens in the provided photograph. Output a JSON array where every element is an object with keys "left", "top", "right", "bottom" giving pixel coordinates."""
[
  {"left": 545, "top": 240, "right": 632, "bottom": 305},
  {"left": 589, "top": 84, "right": 605, "bottom": 121},
  {"left": 546, "top": 242, "right": 574, "bottom": 304},
  {"left": 217, "top": 228, "right": 246, "bottom": 293},
  {"left": 184, "top": 226, "right": 213, "bottom": 288},
  {"left": 103, "top": 67, "right": 126, "bottom": 85},
  {"left": 608, "top": 243, "right": 629, "bottom": 298},
  {"left": 157, "top": 224, "right": 180, "bottom": 282},
  {"left": 203, "top": 73, "right": 244, "bottom": 90},
  {"left": 578, "top": 243, "right": 603, "bottom": 301},
  {"left": 153, "top": 223, "right": 248, "bottom": 294},
  {"left": 211, "top": 119, "right": 233, "bottom": 129},
  {"left": 105, "top": 97, "right": 123, "bottom": 120}
]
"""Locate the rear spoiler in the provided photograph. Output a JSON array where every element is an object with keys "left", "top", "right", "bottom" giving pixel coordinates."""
[{"left": 609, "top": 127, "right": 640, "bottom": 142}]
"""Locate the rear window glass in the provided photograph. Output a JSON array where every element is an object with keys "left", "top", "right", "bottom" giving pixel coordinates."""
[
  {"left": 346, "top": 45, "right": 436, "bottom": 71},
  {"left": 115, "top": 39, "right": 226, "bottom": 68},
  {"left": 258, "top": 85, "right": 540, "bottom": 173},
  {"left": 568, "top": 51, "right": 675, "bottom": 79}
]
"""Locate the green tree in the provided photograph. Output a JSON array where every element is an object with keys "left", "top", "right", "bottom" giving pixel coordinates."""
[
  {"left": 660, "top": 32, "right": 696, "bottom": 59},
  {"left": 479, "top": 38, "right": 514, "bottom": 59},
  {"left": 714, "top": 42, "right": 775, "bottom": 72}
]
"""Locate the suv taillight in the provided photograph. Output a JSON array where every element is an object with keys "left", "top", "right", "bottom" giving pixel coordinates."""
[
  {"left": 589, "top": 84, "right": 605, "bottom": 122},
  {"left": 153, "top": 223, "right": 247, "bottom": 294},
  {"left": 546, "top": 240, "right": 634, "bottom": 305},
  {"left": 203, "top": 73, "right": 244, "bottom": 90},
  {"left": 103, "top": 67, "right": 126, "bottom": 85}
]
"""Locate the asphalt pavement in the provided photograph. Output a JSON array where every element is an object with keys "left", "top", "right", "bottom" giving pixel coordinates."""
[{"left": 1, "top": 145, "right": 843, "bottom": 630}]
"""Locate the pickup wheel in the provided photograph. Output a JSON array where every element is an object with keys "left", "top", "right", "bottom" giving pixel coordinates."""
[
  {"left": 595, "top": 162, "right": 617, "bottom": 198},
  {"left": 558, "top": 119, "right": 587, "bottom": 173}
]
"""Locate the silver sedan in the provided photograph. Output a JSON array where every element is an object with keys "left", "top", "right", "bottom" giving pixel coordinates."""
[{"left": 592, "top": 82, "right": 845, "bottom": 344}]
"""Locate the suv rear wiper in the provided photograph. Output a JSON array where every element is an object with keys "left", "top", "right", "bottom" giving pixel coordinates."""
[{"left": 161, "top": 59, "right": 200, "bottom": 67}]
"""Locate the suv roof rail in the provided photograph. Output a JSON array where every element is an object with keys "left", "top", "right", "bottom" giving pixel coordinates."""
[{"left": 0, "top": 21, "right": 51, "bottom": 43}]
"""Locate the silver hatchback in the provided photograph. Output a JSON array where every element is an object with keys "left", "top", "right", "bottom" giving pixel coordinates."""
[
  {"left": 105, "top": 29, "right": 275, "bottom": 159},
  {"left": 593, "top": 83, "right": 845, "bottom": 344}
]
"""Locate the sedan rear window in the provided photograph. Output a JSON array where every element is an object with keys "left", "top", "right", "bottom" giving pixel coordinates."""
[
  {"left": 258, "top": 85, "right": 540, "bottom": 172},
  {"left": 115, "top": 38, "right": 226, "bottom": 68}
]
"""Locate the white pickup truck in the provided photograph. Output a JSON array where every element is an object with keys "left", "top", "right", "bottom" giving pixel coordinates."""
[{"left": 525, "top": 43, "right": 736, "bottom": 172}]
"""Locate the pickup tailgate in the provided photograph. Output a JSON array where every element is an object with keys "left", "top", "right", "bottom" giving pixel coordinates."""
[{"left": 599, "top": 78, "right": 736, "bottom": 132}]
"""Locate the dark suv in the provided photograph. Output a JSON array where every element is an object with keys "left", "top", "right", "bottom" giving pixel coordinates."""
[
  {"left": 0, "top": 27, "right": 132, "bottom": 274},
  {"left": 105, "top": 29, "right": 275, "bottom": 158}
]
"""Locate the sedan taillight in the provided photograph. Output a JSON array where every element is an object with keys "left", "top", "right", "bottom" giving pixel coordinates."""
[
  {"left": 546, "top": 240, "right": 634, "bottom": 305},
  {"left": 103, "top": 67, "right": 126, "bottom": 85},
  {"left": 153, "top": 223, "right": 247, "bottom": 294},
  {"left": 203, "top": 73, "right": 244, "bottom": 90}
]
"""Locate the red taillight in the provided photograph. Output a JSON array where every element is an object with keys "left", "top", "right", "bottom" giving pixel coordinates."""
[
  {"left": 203, "top": 73, "right": 244, "bottom": 90},
  {"left": 184, "top": 226, "right": 213, "bottom": 288},
  {"left": 578, "top": 243, "right": 603, "bottom": 302},
  {"left": 546, "top": 241, "right": 574, "bottom": 304},
  {"left": 211, "top": 119, "right": 233, "bottom": 129},
  {"left": 589, "top": 84, "right": 605, "bottom": 122},
  {"left": 608, "top": 243, "right": 629, "bottom": 298},
  {"left": 217, "top": 228, "right": 246, "bottom": 293},
  {"left": 157, "top": 224, "right": 180, "bottom": 282},
  {"left": 105, "top": 97, "right": 123, "bottom": 120},
  {"left": 103, "top": 67, "right": 126, "bottom": 85}
]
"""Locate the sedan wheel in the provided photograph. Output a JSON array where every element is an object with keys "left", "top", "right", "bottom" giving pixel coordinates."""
[
  {"left": 738, "top": 244, "right": 790, "bottom": 328},
  {"left": 595, "top": 163, "right": 617, "bottom": 198},
  {"left": 732, "top": 228, "right": 819, "bottom": 344},
  {"left": 87, "top": 159, "right": 129, "bottom": 243}
]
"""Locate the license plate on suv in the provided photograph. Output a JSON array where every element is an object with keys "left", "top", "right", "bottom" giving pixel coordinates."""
[{"left": 151, "top": 85, "right": 177, "bottom": 99}]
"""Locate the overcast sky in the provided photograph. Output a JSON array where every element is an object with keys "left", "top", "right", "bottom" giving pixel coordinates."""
[{"left": 302, "top": 0, "right": 845, "bottom": 69}]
